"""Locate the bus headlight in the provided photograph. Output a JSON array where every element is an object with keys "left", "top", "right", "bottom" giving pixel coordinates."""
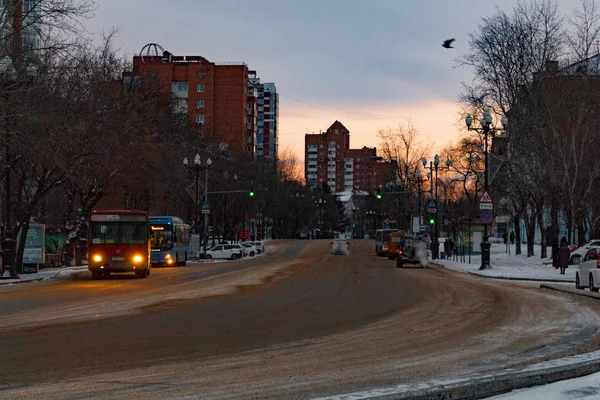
[
  {"left": 93, "top": 254, "right": 102, "bottom": 263},
  {"left": 133, "top": 255, "right": 143, "bottom": 263},
  {"left": 165, "top": 254, "right": 171, "bottom": 259}
]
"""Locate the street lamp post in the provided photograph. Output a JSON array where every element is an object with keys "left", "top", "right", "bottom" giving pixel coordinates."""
[
  {"left": 465, "top": 108, "right": 508, "bottom": 270},
  {"left": 183, "top": 154, "right": 212, "bottom": 255},
  {"left": 315, "top": 198, "right": 326, "bottom": 238},
  {"left": 0, "top": 58, "right": 37, "bottom": 279},
  {"left": 433, "top": 154, "right": 452, "bottom": 259}
]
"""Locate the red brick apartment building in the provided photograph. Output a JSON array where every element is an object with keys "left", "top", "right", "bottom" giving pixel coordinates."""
[
  {"left": 123, "top": 43, "right": 252, "bottom": 154},
  {"left": 305, "top": 121, "right": 393, "bottom": 193}
]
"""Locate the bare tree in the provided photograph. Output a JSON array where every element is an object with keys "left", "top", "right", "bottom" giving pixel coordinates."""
[{"left": 567, "top": 0, "right": 600, "bottom": 62}]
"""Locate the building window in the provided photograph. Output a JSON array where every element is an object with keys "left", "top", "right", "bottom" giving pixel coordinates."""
[
  {"left": 197, "top": 72, "right": 207, "bottom": 78},
  {"left": 196, "top": 99, "right": 204, "bottom": 109},
  {"left": 196, "top": 114, "right": 204, "bottom": 124},
  {"left": 197, "top": 83, "right": 205, "bottom": 92}
]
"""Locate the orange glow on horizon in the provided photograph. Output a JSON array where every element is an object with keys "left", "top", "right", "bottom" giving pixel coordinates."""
[{"left": 278, "top": 100, "right": 467, "bottom": 163}]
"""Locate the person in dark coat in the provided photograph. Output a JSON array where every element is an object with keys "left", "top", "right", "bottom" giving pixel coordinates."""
[
  {"left": 551, "top": 237, "right": 559, "bottom": 269},
  {"left": 557, "top": 237, "right": 570, "bottom": 275},
  {"left": 509, "top": 231, "right": 516, "bottom": 244},
  {"left": 503, "top": 232, "right": 509, "bottom": 254}
]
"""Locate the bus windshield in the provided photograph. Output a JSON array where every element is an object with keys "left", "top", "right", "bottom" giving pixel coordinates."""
[
  {"left": 150, "top": 226, "right": 173, "bottom": 251},
  {"left": 90, "top": 221, "right": 148, "bottom": 245}
]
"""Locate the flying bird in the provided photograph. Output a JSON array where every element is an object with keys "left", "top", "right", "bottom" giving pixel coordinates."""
[{"left": 442, "top": 38, "right": 455, "bottom": 49}]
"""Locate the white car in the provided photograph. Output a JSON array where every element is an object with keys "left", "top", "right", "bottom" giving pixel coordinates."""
[
  {"left": 246, "top": 241, "right": 265, "bottom": 254},
  {"left": 203, "top": 244, "right": 245, "bottom": 260},
  {"left": 570, "top": 240, "right": 600, "bottom": 265},
  {"left": 240, "top": 242, "right": 257, "bottom": 257},
  {"left": 576, "top": 247, "right": 600, "bottom": 291}
]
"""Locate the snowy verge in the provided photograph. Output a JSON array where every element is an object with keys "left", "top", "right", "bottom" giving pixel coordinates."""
[
  {"left": 435, "top": 243, "right": 575, "bottom": 283},
  {"left": 313, "top": 351, "right": 600, "bottom": 400},
  {"left": 0, "top": 266, "right": 87, "bottom": 286}
]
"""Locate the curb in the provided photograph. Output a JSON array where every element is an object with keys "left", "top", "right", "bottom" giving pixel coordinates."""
[
  {"left": 540, "top": 283, "right": 600, "bottom": 300},
  {"left": 313, "top": 351, "right": 600, "bottom": 400},
  {"left": 0, "top": 277, "right": 48, "bottom": 285},
  {"left": 0, "top": 267, "right": 88, "bottom": 285},
  {"left": 467, "top": 271, "right": 573, "bottom": 283}
]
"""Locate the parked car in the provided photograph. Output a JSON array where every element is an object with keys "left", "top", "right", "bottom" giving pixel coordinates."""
[
  {"left": 576, "top": 247, "right": 600, "bottom": 291},
  {"left": 246, "top": 241, "right": 265, "bottom": 254},
  {"left": 570, "top": 240, "right": 600, "bottom": 265},
  {"left": 240, "top": 242, "right": 257, "bottom": 257},
  {"left": 202, "top": 244, "right": 245, "bottom": 260}
]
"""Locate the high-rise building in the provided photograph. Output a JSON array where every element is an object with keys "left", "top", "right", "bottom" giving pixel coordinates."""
[
  {"left": 0, "top": 0, "right": 41, "bottom": 55},
  {"left": 305, "top": 121, "right": 391, "bottom": 193},
  {"left": 247, "top": 70, "right": 278, "bottom": 159},
  {"left": 123, "top": 43, "right": 252, "bottom": 154},
  {"left": 262, "top": 82, "right": 279, "bottom": 159}
]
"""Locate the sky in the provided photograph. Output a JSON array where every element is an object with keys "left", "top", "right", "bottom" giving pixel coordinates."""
[{"left": 84, "top": 0, "right": 576, "bottom": 162}]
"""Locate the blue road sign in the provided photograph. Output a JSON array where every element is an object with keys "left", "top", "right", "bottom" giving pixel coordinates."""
[
  {"left": 427, "top": 198, "right": 437, "bottom": 213},
  {"left": 201, "top": 201, "right": 210, "bottom": 210},
  {"left": 480, "top": 210, "right": 493, "bottom": 224}
]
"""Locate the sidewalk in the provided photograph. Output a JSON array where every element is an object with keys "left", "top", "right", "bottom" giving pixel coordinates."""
[
  {"left": 0, "top": 266, "right": 86, "bottom": 285},
  {"left": 434, "top": 243, "right": 575, "bottom": 283}
]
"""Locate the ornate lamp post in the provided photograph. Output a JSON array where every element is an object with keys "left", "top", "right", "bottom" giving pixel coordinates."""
[
  {"left": 314, "top": 198, "right": 326, "bottom": 238},
  {"left": 183, "top": 154, "right": 212, "bottom": 255},
  {"left": 465, "top": 108, "right": 508, "bottom": 270}
]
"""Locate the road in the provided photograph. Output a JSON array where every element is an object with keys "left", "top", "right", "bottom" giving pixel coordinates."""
[{"left": 1, "top": 239, "right": 600, "bottom": 399}]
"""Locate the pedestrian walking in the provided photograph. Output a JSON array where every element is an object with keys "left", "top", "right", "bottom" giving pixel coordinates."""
[
  {"left": 416, "top": 240, "right": 428, "bottom": 268},
  {"left": 448, "top": 238, "right": 455, "bottom": 260},
  {"left": 443, "top": 239, "right": 449, "bottom": 260},
  {"left": 557, "top": 237, "right": 570, "bottom": 275},
  {"left": 503, "top": 232, "right": 509, "bottom": 254},
  {"left": 509, "top": 231, "right": 515, "bottom": 244}
]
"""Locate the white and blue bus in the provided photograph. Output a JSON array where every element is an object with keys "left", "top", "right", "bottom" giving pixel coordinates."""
[{"left": 149, "top": 216, "right": 190, "bottom": 266}]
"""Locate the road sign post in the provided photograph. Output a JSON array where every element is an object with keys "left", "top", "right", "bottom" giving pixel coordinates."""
[
  {"left": 201, "top": 201, "right": 210, "bottom": 215},
  {"left": 480, "top": 210, "right": 493, "bottom": 224},
  {"left": 427, "top": 198, "right": 437, "bottom": 214},
  {"left": 479, "top": 190, "right": 493, "bottom": 210}
]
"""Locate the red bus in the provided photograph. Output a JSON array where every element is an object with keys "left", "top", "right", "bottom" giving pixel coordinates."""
[{"left": 88, "top": 210, "right": 151, "bottom": 280}]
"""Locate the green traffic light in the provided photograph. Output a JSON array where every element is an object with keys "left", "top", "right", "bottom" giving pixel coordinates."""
[
  {"left": 249, "top": 191, "right": 255, "bottom": 197},
  {"left": 376, "top": 193, "right": 382, "bottom": 200},
  {"left": 429, "top": 218, "right": 435, "bottom": 224}
]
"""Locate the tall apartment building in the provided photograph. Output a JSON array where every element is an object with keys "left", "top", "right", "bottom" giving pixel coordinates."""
[
  {"left": 123, "top": 43, "right": 255, "bottom": 154},
  {"left": 305, "top": 121, "right": 391, "bottom": 193},
  {"left": 1, "top": 0, "right": 41, "bottom": 55},
  {"left": 247, "top": 70, "right": 279, "bottom": 159}
]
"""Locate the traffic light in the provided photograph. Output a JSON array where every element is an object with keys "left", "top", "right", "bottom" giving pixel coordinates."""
[
  {"left": 249, "top": 186, "right": 255, "bottom": 197},
  {"left": 376, "top": 188, "right": 382, "bottom": 200},
  {"left": 429, "top": 217, "right": 435, "bottom": 225}
]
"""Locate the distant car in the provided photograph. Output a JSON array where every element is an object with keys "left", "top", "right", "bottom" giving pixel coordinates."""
[
  {"left": 202, "top": 244, "right": 245, "bottom": 260},
  {"left": 240, "top": 242, "right": 257, "bottom": 257},
  {"left": 331, "top": 239, "right": 349, "bottom": 255},
  {"left": 576, "top": 247, "right": 600, "bottom": 291},
  {"left": 247, "top": 241, "right": 265, "bottom": 254},
  {"left": 570, "top": 240, "right": 600, "bottom": 265}
]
